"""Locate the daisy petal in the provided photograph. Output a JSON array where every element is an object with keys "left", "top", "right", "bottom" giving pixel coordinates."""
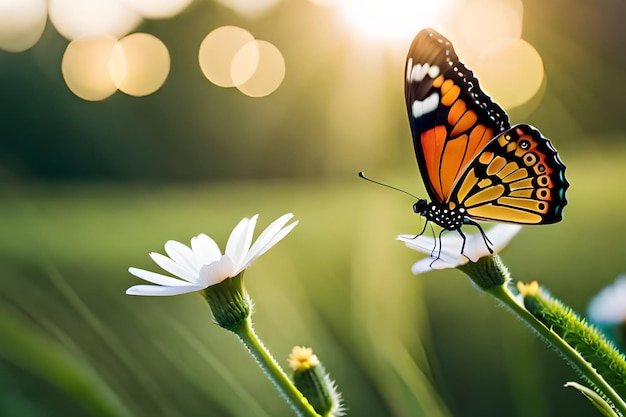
[
  {"left": 198, "top": 255, "right": 236, "bottom": 287},
  {"left": 397, "top": 235, "right": 434, "bottom": 252},
  {"left": 225, "top": 215, "right": 258, "bottom": 268},
  {"left": 149, "top": 252, "right": 197, "bottom": 282},
  {"left": 588, "top": 275, "right": 626, "bottom": 325},
  {"left": 240, "top": 214, "right": 296, "bottom": 270},
  {"left": 411, "top": 257, "right": 457, "bottom": 275},
  {"left": 191, "top": 233, "right": 222, "bottom": 265},
  {"left": 126, "top": 284, "right": 205, "bottom": 296},
  {"left": 128, "top": 267, "right": 195, "bottom": 286},
  {"left": 399, "top": 224, "right": 520, "bottom": 273},
  {"left": 398, "top": 234, "right": 464, "bottom": 265},
  {"left": 164, "top": 240, "right": 200, "bottom": 271},
  {"left": 486, "top": 224, "right": 522, "bottom": 250}
]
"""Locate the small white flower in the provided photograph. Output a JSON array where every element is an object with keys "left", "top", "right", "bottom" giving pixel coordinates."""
[
  {"left": 397, "top": 224, "right": 522, "bottom": 274},
  {"left": 126, "top": 213, "right": 298, "bottom": 296},
  {"left": 587, "top": 275, "right": 626, "bottom": 326}
]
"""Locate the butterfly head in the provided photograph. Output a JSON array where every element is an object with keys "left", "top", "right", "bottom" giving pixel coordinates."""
[{"left": 413, "top": 199, "right": 429, "bottom": 216}]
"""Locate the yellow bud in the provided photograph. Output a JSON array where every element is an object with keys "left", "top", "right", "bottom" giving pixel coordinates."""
[
  {"left": 517, "top": 280, "right": 540, "bottom": 296},
  {"left": 288, "top": 346, "right": 320, "bottom": 372}
]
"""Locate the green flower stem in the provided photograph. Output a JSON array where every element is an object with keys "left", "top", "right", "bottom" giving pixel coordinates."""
[
  {"left": 489, "top": 284, "right": 626, "bottom": 415},
  {"left": 460, "top": 256, "right": 626, "bottom": 416},
  {"left": 230, "top": 318, "right": 321, "bottom": 417}
]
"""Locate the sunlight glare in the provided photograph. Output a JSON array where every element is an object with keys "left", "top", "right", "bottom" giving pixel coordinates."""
[
  {"left": 213, "top": 0, "right": 280, "bottom": 18},
  {"left": 231, "top": 40, "right": 285, "bottom": 97},
  {"left": 336, "top": 0, "right": 451, "bottom": 43},
  {"left": 445, "top": 0, "right": 523, "bottom": 64},
  {"left": 49, "top": 0, "right": 141, "bottom": 40},
  {"left": 0, "top": 0, "right": 47, "bottom": 52},
  {"left": 110, "top": 33, "right": 170, "bottom": 96},
  {"left": 199, "top": 26, "right": 255, "bottom": 88},
  {"left": 472, "top": 38, "right": 544, "bottom": 110},
  {"left": 62, "top": 36, "right": 118, "bottom": 101},
  {"left": 120, "top": 0, "right": 192, "bottom": 19}
]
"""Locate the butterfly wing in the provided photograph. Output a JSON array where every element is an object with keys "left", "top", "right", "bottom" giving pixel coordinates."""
[
  {"left": 405, "top": 28, "right": 510, "bottom": 204},
  {"left": 450, "top": 124, "right": 568, "bottom": 224}
]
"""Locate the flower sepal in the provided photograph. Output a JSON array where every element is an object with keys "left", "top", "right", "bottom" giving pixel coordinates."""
[
  {"left": 457, "top": 254, "right": 509, "bottom": 289},
  {"left": 201, "top": 272, "right": 250, "bottom": 331}
]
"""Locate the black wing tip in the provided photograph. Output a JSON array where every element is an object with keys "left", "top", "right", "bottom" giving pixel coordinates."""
[{"left": 408, "top": 28, "right": 455, "bottom": 57}]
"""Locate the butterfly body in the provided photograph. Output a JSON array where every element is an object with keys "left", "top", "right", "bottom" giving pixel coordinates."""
[
  {"left": 414, "top": 199, "right": 465, "bottom": 231},
  {"left": 405, "top": 29, "right": 568, "bottom": 254}
]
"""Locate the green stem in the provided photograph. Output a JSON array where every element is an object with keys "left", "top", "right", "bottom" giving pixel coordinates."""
[
  {"left": 486, "top": 283, "right": 626, "bottom": 416},
  {"left": 231, "top": 318, "right": 321, "bottom": 417}
]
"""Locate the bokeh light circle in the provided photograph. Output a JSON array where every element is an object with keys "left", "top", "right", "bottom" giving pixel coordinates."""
[
  {"left": 120, "top": 0, "right": 192, "bottom": 19},
  {"left": 49, "top": 0, "right": 141, "bottom": 40},
  {"left": 445, "top": 0, "right": 523, "bottom": 63},
  {"left": 473, "top": 38, "right": 544, "bottom": 110},
  {"left": 213, "top": 0, "right": 280, "bottom": 19},
  {"left": 231, "top": 40, "right": 285, "bottom": 97},
  {"left": 110, "top": 33, "right": 170, "bottom": 96},
  {"left": 61, "top": 36, "right": 118, "bottom": 101},
  {"left": 199, "top": 26, "right": 255, "bottom": 87},
  {"left": 0, "top": 0, "right": 47, "bottom": 52}
]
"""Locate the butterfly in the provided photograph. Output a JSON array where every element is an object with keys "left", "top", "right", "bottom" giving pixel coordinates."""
[{"left": 405, "top": 28, "right": 568, "bottom": 255}]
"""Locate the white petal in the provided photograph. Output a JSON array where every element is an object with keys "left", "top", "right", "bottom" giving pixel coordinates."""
[
  {"left": 240, "top": 214, "right": 296, "bottom": 271},
  {"left": 191, "top": 233, "right": 222, "bottom": 265},
  {"left": 198, "top": 255, "right": 236, "bottom": 287},
  {"left": 398, "top": 233, "right": 463, "bottom": 255},
  {"left": 461, "top": 232, "right": 488, "bottom": 262},
  {"left": 126, "top": 284, "right": 205, "bottom": 296},
  {"left": 398, "top": 233, "right": 464, "bottom": 266},
  {"left": 225, "top": 215, "right": 257, "bottom": 268},
  {"left": 487, "top": 224, "right": 522, "bottom": 251},
  {"left": 128, "top": 267, "right": 196, "bottom": 286},
  {"left": 588, "top": 275, "right": 626, "bottom": 325},
  {"left": 464, "top": 224, "right": 521, "bottom": 261},
  {"left": 400, "top": 223, "right": 522, "bottom": 271},
  {"left": 164, "top": 240, "right": 201, "bottom": 271},
  {"left": 149, "top": 252, "right": 198, "bottom": 282},
  {"left": 411, "top": 257, "right": 458, "bottom": 275}
]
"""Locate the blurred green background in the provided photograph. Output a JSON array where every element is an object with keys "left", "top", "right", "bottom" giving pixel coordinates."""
[{"left": 2, "top": 0, "right": 626, "bottom": 416}]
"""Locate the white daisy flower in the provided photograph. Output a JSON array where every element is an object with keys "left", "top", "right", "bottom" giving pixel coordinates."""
[
  {"left": 397, "top": 224, "right": 522, "bottom": 274},
  {"left": 126, "top": 213, "right": 298, "bottom": 296},
  {"left": 588, "top": 275, "right": 626, "bottom": 326}
]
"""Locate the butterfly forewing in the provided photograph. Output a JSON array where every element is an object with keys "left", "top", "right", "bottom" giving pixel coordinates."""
[
  {"left": 449, "top": 124, "right": 568, "bottom": 224},
  {"left": 405, "top": 29, "right": 510, "bottom": 204}
]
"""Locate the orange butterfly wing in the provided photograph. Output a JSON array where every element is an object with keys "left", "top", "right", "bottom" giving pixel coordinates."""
[{"left": 405, "top": 29, "right": 509, "bottom": 204}]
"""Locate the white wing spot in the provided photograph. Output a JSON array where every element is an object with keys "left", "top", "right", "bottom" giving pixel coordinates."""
[
  {"left": 411, "top": 63, "right": 430, "bottom": 82},
  {"left": 412, "top": 92, "right": 439, "bottom": 119},
  {"left": 410, "top": 63, "right": 440, "bottom": 82},
  {"left": 428, "top": 65, "right": 440, "bottom": 79}
]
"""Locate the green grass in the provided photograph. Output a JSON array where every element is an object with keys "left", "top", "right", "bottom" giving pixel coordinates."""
[{"left": 0, "top": 148, "right": 625, "bottom": 417}]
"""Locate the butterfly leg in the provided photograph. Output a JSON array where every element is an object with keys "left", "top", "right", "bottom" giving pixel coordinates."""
[
  {"left": 463, "top": 219, "right": 494, "bottom": 255},
  {"left": 428, "top": 227, "right": 447, "bottom": 267},
  {"left": 415, "top": 218, "right": 430, "bottom": 238},
  {"left": 456, "top": 228, "right": 471, "bottom": 261},
  {"left": 413, "top": 220, "right": 442, "bottom": 262}
]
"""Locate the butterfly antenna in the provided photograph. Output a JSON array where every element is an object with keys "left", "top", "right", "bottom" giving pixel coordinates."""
[{"left": 358, "top": 171, "right": 420, "bottom": 200}]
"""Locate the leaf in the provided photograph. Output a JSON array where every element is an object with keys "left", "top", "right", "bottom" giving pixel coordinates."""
[{"left": 564, "top": 381, "right": 621, "bottom": 417}]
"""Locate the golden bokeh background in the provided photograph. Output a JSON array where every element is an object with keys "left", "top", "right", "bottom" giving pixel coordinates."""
[{"left": 1, "top": 1, "right": 626, "bottom": 416}]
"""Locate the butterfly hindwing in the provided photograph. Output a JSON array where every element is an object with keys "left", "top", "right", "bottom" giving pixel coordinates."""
[
  {"left": 405, "top": 29, "right": 510, "bottom": 204},
  {"left": 449, "top": 124, "right": 568, "bottom": 224}
]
